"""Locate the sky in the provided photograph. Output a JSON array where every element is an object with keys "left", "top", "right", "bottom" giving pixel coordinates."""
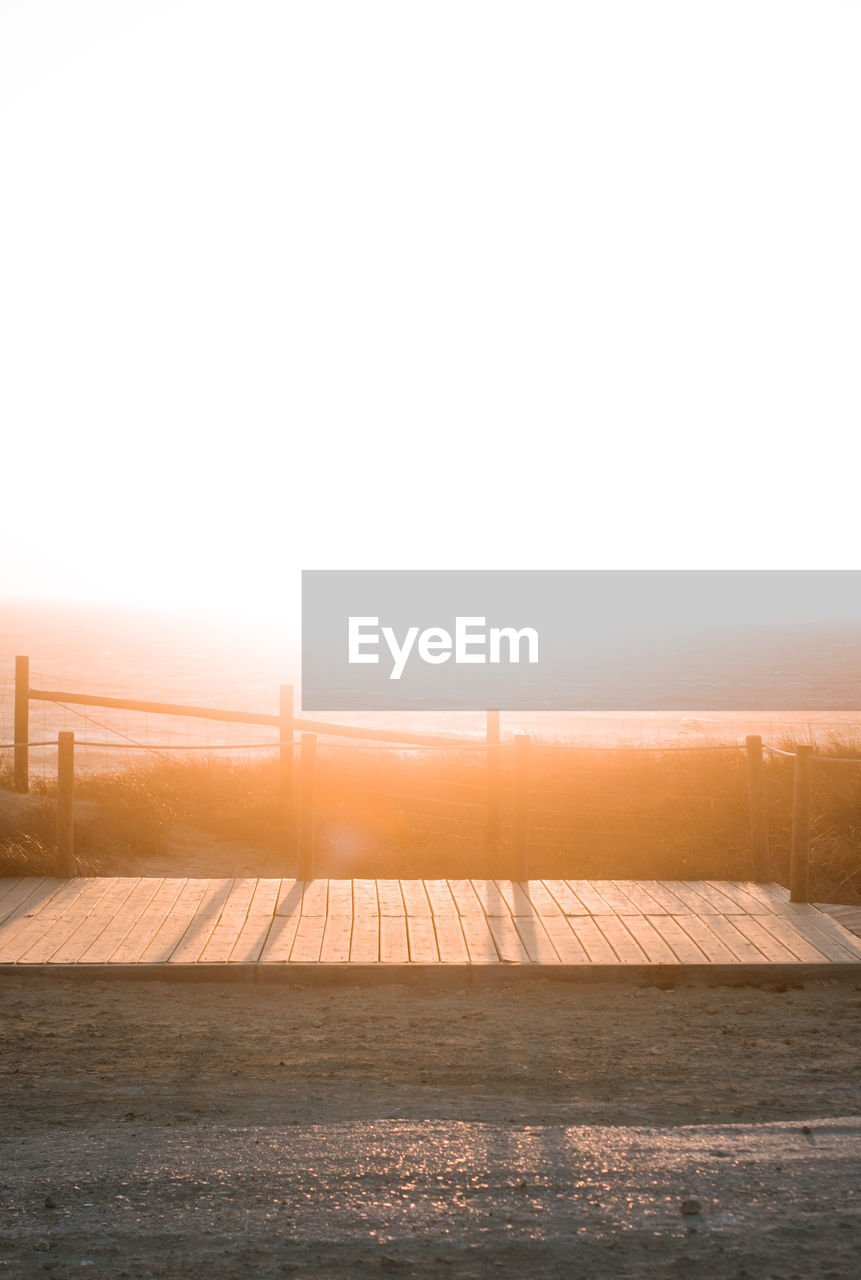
[{"left": 1, "top": 2, "right": 859, "bottom": 625}]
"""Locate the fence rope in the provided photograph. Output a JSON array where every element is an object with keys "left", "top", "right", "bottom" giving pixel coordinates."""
[
  {"left": 1, "top": 738, "right": 753, "bottom": 754},
  {"left": 0, "top": 738, "right": 812, "bottom": 755}
]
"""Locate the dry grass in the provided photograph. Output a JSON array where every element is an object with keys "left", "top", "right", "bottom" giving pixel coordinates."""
[{"left": 2, "top": 738, "right": 860, "bottom": 901}]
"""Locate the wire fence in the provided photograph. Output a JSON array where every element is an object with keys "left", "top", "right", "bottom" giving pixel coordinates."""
[{"left": 4, "top": 654, "right": 861, "bottom": 898}]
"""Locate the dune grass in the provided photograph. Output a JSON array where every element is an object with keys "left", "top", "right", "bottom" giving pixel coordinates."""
[{"left": 2, "top": 738, "right": 860, "bottom": 901}]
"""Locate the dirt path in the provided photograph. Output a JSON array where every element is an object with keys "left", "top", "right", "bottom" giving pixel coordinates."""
[{"left": 1, "top": 976, "right": 860, "bottom": 1276}]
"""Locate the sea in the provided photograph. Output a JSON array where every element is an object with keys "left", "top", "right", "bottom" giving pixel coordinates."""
[{"left": 2, "top": 600, "right": 860, "bottom": 776}]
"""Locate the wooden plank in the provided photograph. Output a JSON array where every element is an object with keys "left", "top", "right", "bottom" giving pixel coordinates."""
[
  {"left": 680, "top": 881, "right": 744, "bottom": 913},
  {"left": 791, "top": 917, "right": 861, "bottom": 963},
  {"left": 669, "top": 915, "right": 739, "bottom": 963},
  {"left": 406, "top": 915, "right": 438, "bottom": 962},
  {"left": 459, "top": 912, "right": 500, "bottom": 962},
  {"left": 808, "top": 910, "right": 861, "bottom": 956},
  {"left": 612, "top": 881, "right": 670, "bottom": 914},
  {"left": 726, "top": 880, "right": 788, "bottom": 911},
  {"left": 566, "top": 917, "right": 620, "bottom": 963},
  {"left": 380, "top": 914, "right": 409, "bottom": 962},
  {"left": 704, "top": 913, "right": 772, "bottom": 963},
  {"left": 199, "top": 879, "right": 258, "bottom": 962},
  {"left": 768, "top": 900, "right": 822, "bottom": 920},
  {"left": 424, "top": 880, "right": 458, "bottom": 915},
  {"left": 752, "top": 914, "right": 830, "bottom": 962},
  {"left": 259, "top": 904, "right": 303, "bottom": 962},
  {"left": 301, "top": 878, "right": 328, "bottom": 916},
  {"left": 290, "top": 911, "right": 327, "bottom": 962},
  {"left": 750, "top": 882, "right": 822, "bottom": 917},
  {"left": 621, "top": 915, "right": 679, "bottom": 964},
  {"left": 593, "top": 915, "right": 650, "bottom": 963},
  {"left": 27, "top": 686, "right": 282, "bottom": 728},
  {"left": 0, "top": 878, "right": 23, "bottom": 909},
  {"left": 448, "top": 880, "right": 485, "bottom": 916},
  {"left": 319, "top": 910, "right": 352, "bottom": 962},
  {"left": 51, "top": 878, "right": 142, "bottom": 963},
  {"left": 26, "top": 687, "right": 473, "bottom": 746},
  {"left": 0, "top": 878, "right": 66, "bottom": 939},
  {"left": 491, "top": 885, "right": 529, "bottom": 916},
  {"left": 230, "top": 878, "right": 281, "bottom": 962},
  {"left": 82, "top": 878, "right": 167, "bottom": 963},
  {"left": 0, "top": 879, "right": 105, "bottom": 963},
  {"left": 705, "top": 881, "right": 775, "bottom": 915},
  {"left": 513, "top": 914, "right": 560, "bottom": 963},
  {"left": 139, "top": 880, "right": 211, "bottom": 963},
  {"left": 523, "top": 880, "right": 565, "bottom": 917},
  {"left": 815, "top": 903, "right": 861, "bottom": 936},
  {"left": 659, "top": 882, "right": 720, "bottom": 913},
  {"left": 105, "top": 879, "right": 187, "bottom": 964},
  {"left": 767, "top": 916, "right": 859, "bottom": 962},
  {"left": 537, "top": 913, "right": 588, "bottom": 962},
  {"left": 729, "top": 915, "right": 800, "bottom": 962},
  {"left": 565, "top": 881, "right": 616, "bottom": 915},
  {"left": 9, "top": 877, "right": 855, "bottom": 972},
  {"left": 487, "top": 914, "right": 531, "bottom": 962},
  {"left": 327, "top": 879, "right": 353, "bottom": 916},
  {"left": 541, "top": 880, "right": 590, "bottom": 915},
  {"left": 645, "top": 915, "right": 709, "bottom": 964},
  {"left": 433, "top": 914, "right": 469, "bottom": 962},
  {"left": 352, "top": 879, "right": 379, "bottom": 915},
  {"left": 349, "top": 912, "right": 379, "bottom": 962},
  {"left": 756, "top": 881, "right": 791, "bottom": 906},
  {"left": 470, "top": 880, "right": 510, "bottom": 915},
  {"left": 168, "top": 879, "right": 235, "bottom": 964},
  {"left": 275, "top": 879, "right": 304, "bottom": 916},
  {"left": 377, "top": 880, "right": 406, "bottom": 916},
  {"left": 506, "top": 885, "right": 534, "bottom": 916},
  {"left": 400, "top": 880, "right": 432, "bottom": 916},
  {"left": 588, "top": 882, "right": 642, "bottom": 915},
  {"left": 638, "top": 881, "right": 695, "bottom": 913},
  {"left": 17, "top": 878, "right": 119, "bottom": 963}
]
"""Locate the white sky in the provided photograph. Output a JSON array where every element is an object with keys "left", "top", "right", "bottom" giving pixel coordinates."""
[{"left": 1, "top": 2, "right": 859, "bottom": 624}]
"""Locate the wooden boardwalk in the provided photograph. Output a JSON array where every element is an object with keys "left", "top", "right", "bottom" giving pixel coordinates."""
[{"left": 1, "top": 877, "right": 860, "bottom": 980}]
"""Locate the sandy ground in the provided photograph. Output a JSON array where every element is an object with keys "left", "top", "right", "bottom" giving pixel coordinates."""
[{"left": 1, "top": 976, "right": 860, "bottom": 1277}]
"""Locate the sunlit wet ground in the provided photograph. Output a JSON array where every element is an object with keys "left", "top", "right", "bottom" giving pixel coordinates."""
[
  {"left": 2, "top": 976, "right": 860, "bottom": 1276},
  {"left": 3, "top": 1119, "right": 860, "bottom": 1277}
]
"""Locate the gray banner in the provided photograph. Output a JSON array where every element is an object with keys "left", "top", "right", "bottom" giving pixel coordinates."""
[{"left": 301, "top": 570, "right": 861, "bottom": 711}]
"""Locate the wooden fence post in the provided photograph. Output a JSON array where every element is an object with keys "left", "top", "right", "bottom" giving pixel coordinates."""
[
  {"left": 745, "top": 735, "right": 769, "bottom": 881},
  {"left": 513, "top": 733, "right": 530, "bottom": 881},
  {"left": 14, "top": 655, "right": 29, "bottom": 793},
  {"left": 485, "top": 709, "right": 500, "bottom": 863},
  {"left": 279, "top": 684, "right": 295, "bottom": 847},
  {"left": 298, "top": 732, "right": 317, "bottom": 880},
  {"left": 57, "top": 731, "right": 75, "bottom": 876},
  {"left": 790, "top": 745, "right": 813, "bottom": 903}
]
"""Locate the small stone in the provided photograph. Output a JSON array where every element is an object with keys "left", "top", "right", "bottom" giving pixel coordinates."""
[
  {"left": 680, "top": 1199, "right": 702, "bottom": 1216},
  {"left": 120, "top": 1112, "right": 136, "bottom": 1122},
  {"left": 43, "top": 1196, "right": 57, "bottom": 1210},
  {"left": 801, "top": 1125, "right": 812, "bottom": 1135}
]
